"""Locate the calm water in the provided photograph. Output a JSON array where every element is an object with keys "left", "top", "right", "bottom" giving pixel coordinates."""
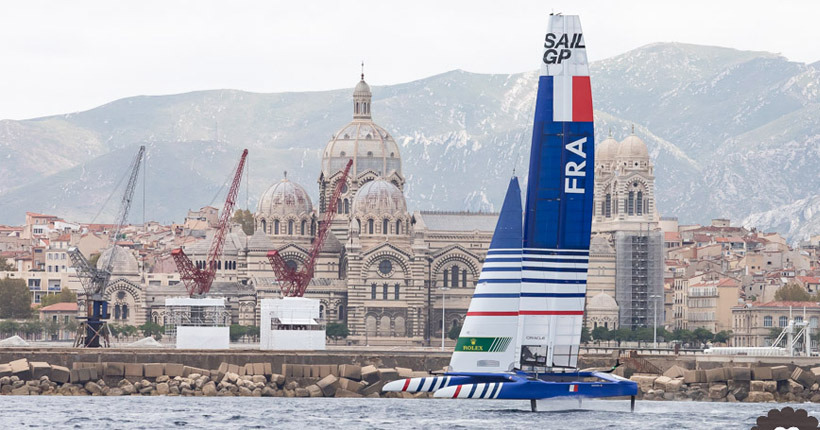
[{"left": 3, "top": 397, "right": 818, "bottom": 429}]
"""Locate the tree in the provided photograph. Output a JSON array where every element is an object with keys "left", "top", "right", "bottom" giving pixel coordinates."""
[
  {"left": 0, "top": 258, "right": 14, "bottom": 271},
  {"left": 580, "top": 326, "right": 591, "bottom": 343},
  {"left": 326, "top": 323, "right": 349, "bottom": 343},
  {"left": 232, "top": 209, "right": 255, "bottom": 235},
  {"left": 591, "top": 326, "right": 610, "bottom": 342},
  {"left": 40, "top": 289, "right": 77, "bottom": 308},
  {"left": 138, "top": 321, "right": 164, "bottom": 340},
  {"left": 611, "top": 328, "right": 633, "bottom": 346},
  {"left": 713, "top": 330, "right": 732, "bottom": 344},
  {"left": 0, "top": 320, "right": 19, "bottom": 337},
  {"left": 671, "top": 329, "right": 695, "bottom": 346},
  {"left": 20, "top": 320, "right": 42, "bottom": 340},
  {"left": 447, "top": 322, "right": 462, "bottom": 340},
  {"left": 775, "top": 283, "right": 812, "bottom": 302},
  {"left": 0, "top": 277, "right": 32, "bottom": 319},
  {"left": 229, "top": 324, "right": 247, "bottom": 342},
  {"left": 244, "top": 325, "right": 260, "bottom": 341},
  {"left": 44, "top": 319, "right": 61, "bottom": 339},
  {"left": 693, "top": 328, "right": 714, "bottom": 345}
]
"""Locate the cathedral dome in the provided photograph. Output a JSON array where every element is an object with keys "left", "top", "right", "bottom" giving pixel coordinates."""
[
  {"left": 617, "top": 133, "right": 649, "bottom": 160},
  {"left": 352, "top": 179, "right": 406, "bottom": 216},
  {"left": 596, "top": 135, "right": 619, "bottom": 161},
  {"left": 97, "top": 245, "right": 139, "bottom": 276},
  {"left": 257, "top": 178, "right": 313, "bottom": 218},
  {"left": 588, "top": 292, "right": 618, "bottom": 310},
  {"left": 321, "top": 76, "right": 402, "bottom": 181}
]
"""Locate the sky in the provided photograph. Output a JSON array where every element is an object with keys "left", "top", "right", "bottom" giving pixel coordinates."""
[{"left": 1, "top": 0, "right": 818, "bottom": 120}]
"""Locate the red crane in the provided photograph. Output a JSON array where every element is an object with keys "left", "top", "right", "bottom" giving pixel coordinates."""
[
  {"left": 267, "top": 159, "right": 353, "bottom": 297},
  {"left": 172, "top": 149, "right": 248, "bottom": 297}
]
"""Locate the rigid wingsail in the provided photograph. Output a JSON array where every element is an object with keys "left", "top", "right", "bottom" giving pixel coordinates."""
[{"left": 383, "top": 14, "right": 637, "bottom": 411}]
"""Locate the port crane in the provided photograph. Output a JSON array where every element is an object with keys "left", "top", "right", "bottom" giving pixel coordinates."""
[
  {"left": 68, "top": 145, "right": 145, "bottom": 348},
  {"left": 172, "top": 149, "right": 248, "bottom": 297},
  {"left": 267, "top": 159, "right": 352, "bottom": 297}
]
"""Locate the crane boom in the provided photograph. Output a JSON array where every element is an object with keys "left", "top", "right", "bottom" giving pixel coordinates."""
[
  {"left": 267, "top": 159, "right": 352, "bottom": 297},
  {"left": 172, "top": 149, "right": 248, "bottom": 296}
]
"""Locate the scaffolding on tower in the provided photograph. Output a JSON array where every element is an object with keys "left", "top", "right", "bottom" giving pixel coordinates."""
[{"left": 267, "top": 159, "right": 353, "bottom": 297}]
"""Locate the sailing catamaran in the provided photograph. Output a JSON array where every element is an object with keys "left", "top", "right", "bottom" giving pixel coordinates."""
[{"left": 383, "top": 14, "right": 638, "bottom": 411}]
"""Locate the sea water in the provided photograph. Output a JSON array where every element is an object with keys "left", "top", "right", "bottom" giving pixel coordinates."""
[{"left": 3, "top": 397, "right": 817, "bottom": 429}]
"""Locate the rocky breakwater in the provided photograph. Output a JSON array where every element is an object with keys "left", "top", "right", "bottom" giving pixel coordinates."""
[
  {"left": 630, "top": 364, "right": 820, "bottom": 403},
  {"left": 0, "top": 358, "right": 434, "bottom": 398}
]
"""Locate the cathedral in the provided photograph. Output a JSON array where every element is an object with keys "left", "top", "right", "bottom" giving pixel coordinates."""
[{"left": 93, "top": 76, "right": 664, "bottom": 345}]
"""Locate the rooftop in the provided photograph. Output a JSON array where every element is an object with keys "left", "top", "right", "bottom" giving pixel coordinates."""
[{"left": 39, "top": 302, "right": 79, "bottom": 312}]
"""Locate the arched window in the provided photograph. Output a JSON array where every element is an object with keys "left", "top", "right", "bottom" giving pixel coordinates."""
[
  {"left": 795, "top": 316, "right": 804, "bottom": 324},
  {"left": 462, "top": 269, "right": 467, "bottom": 288},
  {"left": 114, "top": 304, "right": 121, "bottom": 320},
  {"left": 344, "top": 199, "right": 349, "bottom": 214},
  {"left": 355, "top": 102, "right": 359, "bottom": 114},
  {"left": 371, "top": 284, "right": 377, "bottom": 300},
  {"left": 261, "top": 219, "right": 267, "bottom": 234},
  {"left": 338, "top": 305, "right": 345, "bottom": 321},
  {"left": 311, "top": 221, "right": 316, "bottom": 236},
  {"left": 122, "top": 304, "right": 128, "bottom": 320},
  {"left": 811, "top": 317, "right": 818, "bottom": 328},
  {"left": 301, "top": 220, "right": 306, "bottom": 235},
  {"left": 443, "top": 270, "right": 449, "bottom": 288},
  {"left": 337, "top": 198, "right": 342, "bottom": 214},
  {"left": 288, "top": 220, "right": 293, "bottom": 235},
  {"left": 274, "top": 220, "right": 280, "bottom": 235},
  {"left": 394, "top": 284, "right": 400, "bottom": 300},
  {"left": 605, "top": 194, "right": 612, "bottom": 218},
  {"left": 217, "top": 260, "right": 222, "bottom": 270},
  {"left": 382, "top": 284, "right": 388, "bottom": 300},
  {"left": 396, "top": 220, "right": 402, "bottom": 234},
  {"left": 452, "top": 266, "right": 459, "bottom": 288},
  {"left": 368, "top": 219, "right": 374, "bottom": 234},
  {"left": 383, "top": 218, "right": 389, "bottom": 234},
  {"left": 319, "top": 305, "right": 325, "bottom": 319},
  {"left": 779, "top": 316, "right": 788, "bottom": 327},
  {"left": 627, "top": 191, "right": 635, "bottom": 215},
  {"left": 637, "top": 191, "right": 643, "bottom": 216}
]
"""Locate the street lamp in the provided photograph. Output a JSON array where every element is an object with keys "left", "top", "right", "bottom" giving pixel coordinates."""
[
  {"left": 649, "top": 293, "right": 661, "bottom": 349},
  {"left": 439, "top": 287, "right": 449, "bottom": 351}
]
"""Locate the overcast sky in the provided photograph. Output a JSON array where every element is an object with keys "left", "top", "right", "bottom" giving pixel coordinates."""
[{"left": 1, "top": 0, "right": 818, "bottom": 120}]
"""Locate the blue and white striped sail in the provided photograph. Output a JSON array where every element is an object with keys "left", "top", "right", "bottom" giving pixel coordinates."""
[
  {"left": 517, "top": 14, "right": 593, "bottom": 369},
  {"left": 449, "top": 177, "right": 523, "bottom": 373}
]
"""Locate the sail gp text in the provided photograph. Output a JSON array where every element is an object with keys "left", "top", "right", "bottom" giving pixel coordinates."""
[
  {"left": 564, "top": 137, "right": 586, "bottom": 194},
  {"left": 543, "top": 33, "right": 585, "bottom": 64}
]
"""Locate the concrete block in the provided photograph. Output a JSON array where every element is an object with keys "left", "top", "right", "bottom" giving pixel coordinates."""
[
  {"left": 253, "top": 363, "right": 265, "bottom": 376},
  {"left": 411, "top": 371, "right": 429, "bottom": 378},
  {"left": 705, "top": 368, "right": 726, "bottom": 383},
  {"left": 339, "top": 364, "right": 362, "bottom": 380},
  {"left": 810, "top": 366, "right": 820, "bottom": 378},
  {"left": 316, "top": 374, "right": 339, "bottom": 397},
  {"left": 361, "top": 365, "right": 380, "bottom": 384},
  {"left": 334, "top": 388, "right": 363, "bottom": 398},
  {"left": 69, "top": 369, "right": 81, "bottom": 383},
  {"left": 29, "top": 362, "right": 51, "bottom": 380},
  {"left": 791, "top": 367, "right": 816, "bottom": 387},
  {"left": 317, "top": 364, "right": 332, "bottom": 378},
  {"left": 330, "top": 365, "right": 339, "bottom": 376},
  {"left": 683, "top": 370, "right": 706, "bottom": 384},
  {"left": 0, "top": 364, "right": 11, "bottom": 378},
  {"left": 361, "top": 380, "right": 385, "bottom": 396},
  {"left": 10, "top": 359, "right": 31, "bottom": 380},
  {"left": 730, "top": 367, "right": 751, "bottom": 381},
  {"left": 338, "top": 377, "right": 365, "bottom": 393},
  {"left": 307, "top": 384, "right": 323, "bottom": 397},
  {"left": 395, "top": 367, "right": 413, "bottom": 379},
  {"left": 144, "top": 364, "right": 164, "bottom": 378},
  {"left": 165, "top": 363, "right": 184, "bottom": 377},
  {"left": 377, "top": 368, "right": 398, "bottom": 382},
  {"left": 281, "top": 364, "right": 291, "bottom": 378},
  {"left": 124, "top": 363, "right": 143, "bottom": 378},
  {"left": 243, "top": 363, "right": 254, "bottom": 376},
  {"left": 629, "top": 374, "right": 657, "bottom": 393},
  {"left": 771, "top": 366, "right": 790, "bottom": 381},
  {"left": 752, "top": 366, "right": 772, "bottom": 381},
  {"left": 264, "top": 363, "right": 272, "bottom": 376},
  {"left": 183, "top": 366, "right": 207, "bottom": 377},
  {"left": 104, "top": 362, "right": 125, "bottom": 377},
  {"left": 663, "top": 365, "right": 687, "bottom": 379},
  {"left": 653, "top": 376, "right": 672, "bottom": 390},
  {"left": 50, "top": 365, "right": 70, "bottom": 384},
  {"left": 77, "top": 368, "right": 92, "bottom": 382}
]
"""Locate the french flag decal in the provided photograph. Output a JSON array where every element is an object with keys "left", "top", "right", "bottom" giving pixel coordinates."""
[
  {"left": 569, "top": 384, "right": 578, "bottom": 392},
  {"left": 552, "top": 76, "right": 593, "bottom": 122}
]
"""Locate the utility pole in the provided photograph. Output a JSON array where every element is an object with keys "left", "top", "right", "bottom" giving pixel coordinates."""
[{"left": 649, "top": 293, "right": 661, "bottom": 349}]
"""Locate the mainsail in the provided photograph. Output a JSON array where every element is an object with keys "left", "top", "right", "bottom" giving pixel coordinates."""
[{"left": 451, "top": 14, "right": 594, "bottom": 372}]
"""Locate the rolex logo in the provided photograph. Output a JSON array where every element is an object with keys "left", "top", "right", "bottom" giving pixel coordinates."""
[{"left": 470, "top": 338, "right": 476, "bottom": 345}]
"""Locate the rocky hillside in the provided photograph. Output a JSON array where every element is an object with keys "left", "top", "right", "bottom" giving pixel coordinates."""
[{"left": 1, "top": 42, "right": 818, "bottom": 240}]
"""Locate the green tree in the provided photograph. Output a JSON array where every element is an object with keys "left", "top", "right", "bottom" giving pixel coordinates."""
[
  {"left": 229, "top": 324, "right": 247, "bottom": 342},
  {"left": 44, "top": 319, "right": 61, "bottom": 339},
  {"left": 120, "top": 324, "right": 138, "bottom": 340},
  {"left": 447, "top": 322, "right": 462, "bottom": 340},
  {"left": 775, "top": 283, "right": 812, "bottom": 302},
  {"left": 0, "top": 277, "right": 32, "bottom": 319},
  {"left": 40, "top": 289, "right": 77, "bottom": 308},
  {"left": 611, "top": 328, "right": 633, "bottom": 346},
  {"left": 580, "top": 326, "right": 591, "bottom": 343},
  {"left": 591, "top": 326, "right": 610, "bottom": 341},
  {"left": 0, "top": 258, "right": 14, "bottom": 271},
  {"left": 693, "top": 328, "right": 714, "bottom": 345},
  {"left": 326, "top": 322, "right": 350, "bottom": 343},
  {"left": 138, "top": 321, "right": 164, "bottom": 340},
  {"left": 671, "top": 329, "right": 695, "bottom": 346},
  {"left": 0, "top": 320, "right": 19, "bottom": 337},
  {"left": 713, "top": 330, "right": 732, "bottom": 344},
  {"left": 20, "top": 320, "right": 42, "bottom": 340},
  {"left": 232, "top": 209, "right": 255, "bottom": 235},
  {"left": 244, "top": 325, "right": 260, "bottom": 341}
]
